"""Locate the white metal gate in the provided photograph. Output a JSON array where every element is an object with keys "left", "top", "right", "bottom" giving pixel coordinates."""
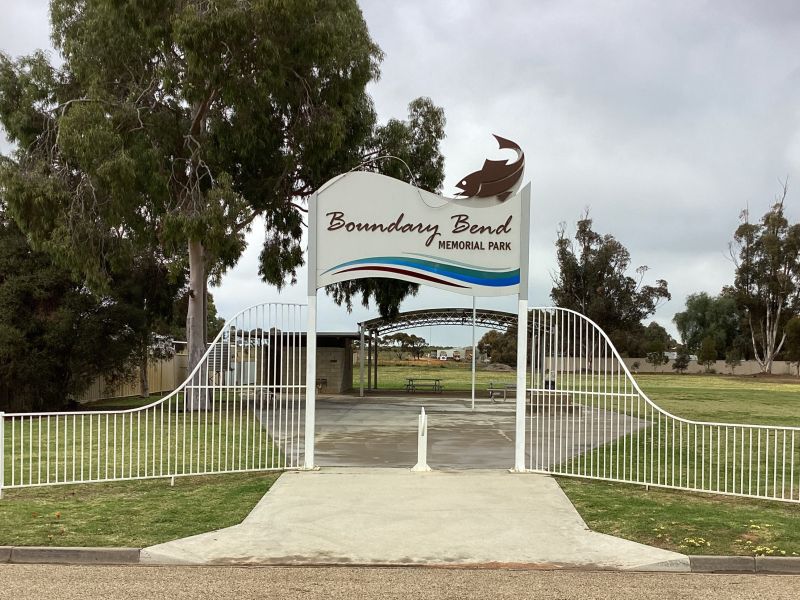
[
  {"left": 525, "top": 307, "right": 800, "bottom": 503},
  {"left": 1, "top": 302, "right": 306, "bottom": 491}
]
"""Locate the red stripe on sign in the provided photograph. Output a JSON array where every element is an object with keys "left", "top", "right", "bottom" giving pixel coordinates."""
[{"left": 337, "top": 266, "right": 468, "bottom": 289}]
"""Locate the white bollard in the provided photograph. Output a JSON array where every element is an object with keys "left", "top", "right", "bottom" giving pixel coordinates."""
[{"left": 412, "top": 407, "right": 432, "bottom": 472}]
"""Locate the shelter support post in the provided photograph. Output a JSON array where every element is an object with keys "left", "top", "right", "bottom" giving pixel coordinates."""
[
  {"left": 359, "top": 325, "right": 365, "bottom": 397},
  {"left": 367, "top": 332, "right": 372, "bottom": 390},
  {"left": 373, "top": 329, "right": 378, "bottom": 390},
  {"left": 471, "top": 297, "right": 476, "bottom": 410}
]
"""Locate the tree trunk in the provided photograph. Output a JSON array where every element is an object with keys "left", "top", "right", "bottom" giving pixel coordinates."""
[
  {"left": 187, "top": 238, "right": 208, "bottom": 410},
  {"left": 139, "top": 350, "right": 150, "bottom": 398}
]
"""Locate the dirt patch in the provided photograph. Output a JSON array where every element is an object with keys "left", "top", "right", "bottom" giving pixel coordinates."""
[{"left": 485, "top": 363, "right": 514, "bottom": 372}]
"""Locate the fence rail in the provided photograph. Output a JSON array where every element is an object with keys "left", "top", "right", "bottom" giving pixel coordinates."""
[
  {"left": 1, "top": 302, "right": 307, "bottom": 492},
  {"left": 3, "top": 302, "right": 798, "bottom": 505},
  {"left": 526, "top": 307, "right": 800, "bottom": 503}
]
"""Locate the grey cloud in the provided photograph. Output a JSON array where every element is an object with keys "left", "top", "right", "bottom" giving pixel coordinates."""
[{"left": 2, "top": 0, "right": 799, "bottom": 345}]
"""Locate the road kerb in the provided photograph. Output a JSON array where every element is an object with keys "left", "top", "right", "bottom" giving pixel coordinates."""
[
  {"left": 8, "top": 547, "right": 140, "bottom": 565},
  {"left": 755, "top": 556, "right": 800, "bottom": 574},
  {"left": 689, "top": 555, "right": 756, "bottom": 573},
  {"left": 3, "top": 547, "right": 800, "bottom": 573}
]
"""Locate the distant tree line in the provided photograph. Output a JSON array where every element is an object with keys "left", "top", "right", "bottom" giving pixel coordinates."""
[
  {"left": 481, "top": 189, "right": 800, "bottom": 376},
  {"left": 672, "top": 184, "right": 800, "bottom": 374},
  {"left": 479, "top": 212, "right": 673, "bottom": 367},
  {"left": 381, "top": 332, "right": 427, "bottom": 360}
]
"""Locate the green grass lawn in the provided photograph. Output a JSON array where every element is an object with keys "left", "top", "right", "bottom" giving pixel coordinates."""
[
  {"left": 364, "top": 363, "right": 800, "bottom": 555},
  {"left": 559, "top": 477, "right": 800, "bottom": 557},
  {"left": 552, "top": 370, "right": 800, "bottom": 555},
  {"left": 0, "top": 472, "right": 280, "bottom": 547},
  {"left": 2, "top": 366, "right": 798, "bottom": 552},
  {"left": 359, "top": 361, "right": 800, "bottom": 427},
  {"left": 81, "top": 393, "right": 170, "bottom": 410},
  {"left": 1, "top": 392, "right": 293, "bottom": 548},
  {"left": 3, "top": 396, "right": 289, "bottom": 487},
  {"left": 634, "top": 373, "right": 800, "bottom": 427},
  {"left": 360, "top": 360, "right": 530, "bottom": 391}
]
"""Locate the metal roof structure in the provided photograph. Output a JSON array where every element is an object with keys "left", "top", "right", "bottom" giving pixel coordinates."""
[
  {"left": 356, "top": 308, "right": 560, "bottom": 396},
  {"left": 359, "top": 308, "right": 529, "bottom": 335}
]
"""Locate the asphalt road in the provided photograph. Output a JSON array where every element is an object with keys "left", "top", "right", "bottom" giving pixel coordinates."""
[{"left": 0, "top": 565, "right": 798, "bottom": 600}]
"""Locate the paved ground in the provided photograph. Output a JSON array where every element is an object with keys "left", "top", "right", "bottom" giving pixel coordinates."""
[
  {"left": 312, "top": 395, "right": 645, "bottom": 469},
  {"left": 1, "top": 565, "right": 799, "bottom": 600},
  {"left": 141, "top": 468, "right": 686, "bottom": 570},
  {"left": 314, "top": 396, "right": 516, "bottom": 468}
]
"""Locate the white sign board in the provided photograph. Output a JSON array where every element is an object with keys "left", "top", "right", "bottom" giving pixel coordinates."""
[{"left": 310, "top": 172, "right": 529, "bottom": 297}]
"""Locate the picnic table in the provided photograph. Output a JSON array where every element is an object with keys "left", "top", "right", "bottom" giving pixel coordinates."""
[{"left": 405, "top": 378, "right": 443, "bottom": 393}]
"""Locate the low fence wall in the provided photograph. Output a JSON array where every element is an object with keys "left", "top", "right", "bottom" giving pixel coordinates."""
[
  {"left": 73, "top": 354, "right": 188, "bottom": 403},
  {"left": 624, "top": 358, "right": 799, "bottom": 376},
  {"left": 74, "top": 343, "right": 354, "bottom": 403},
  {"left": 540, "top": 357, "right": 798, "bottom": 376}
]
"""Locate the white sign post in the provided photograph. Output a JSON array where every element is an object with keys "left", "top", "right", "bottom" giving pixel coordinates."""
[
  {"left": 304, "top": 192, "right": 319, "bottom": 470},
  {"left": 306, "top": 171, "right": 530, "bottom": 470},
  {"left": 514, "top": 185, "right": 531, "bottom": 472}
]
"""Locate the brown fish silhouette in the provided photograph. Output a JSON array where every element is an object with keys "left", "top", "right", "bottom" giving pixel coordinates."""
[{"left": 454, "top": 135, "right": 525, "bottom": 201}]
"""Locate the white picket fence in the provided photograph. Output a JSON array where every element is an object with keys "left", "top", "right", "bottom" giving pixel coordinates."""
[
  {"left": 2, "top": 303, "right": 799, "bottom": 505},
  {"left": 525, "top": 307, "right": 800, "bottom": 503},
  {"left": 1, "top": 303, "right": 307, "bottom": 493}
]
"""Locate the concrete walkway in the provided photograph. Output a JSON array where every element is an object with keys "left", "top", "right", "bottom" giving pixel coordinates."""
[{"left": 141, "top": 468, "right": 688, "bottom": 571}]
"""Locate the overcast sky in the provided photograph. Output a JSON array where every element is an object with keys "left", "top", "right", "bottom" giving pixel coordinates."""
[{"left": 2, "top": 0, "right": 799, "bottom": 347}]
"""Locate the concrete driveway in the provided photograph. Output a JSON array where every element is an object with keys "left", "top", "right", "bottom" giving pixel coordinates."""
[
  {"left": 141, "top": 468, "right": 687, "bottom": 570},
  {"left": 143, "top": 396, "right": 664, "bottom": 569}
]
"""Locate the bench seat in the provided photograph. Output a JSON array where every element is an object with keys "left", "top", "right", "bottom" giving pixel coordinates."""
[{"left": 405, "top": 379, "right": 443, "bottom": 393}]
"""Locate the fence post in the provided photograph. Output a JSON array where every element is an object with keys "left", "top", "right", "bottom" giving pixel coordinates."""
[{"left": 0, "top": 412, "right": 5, "bottom": 499}]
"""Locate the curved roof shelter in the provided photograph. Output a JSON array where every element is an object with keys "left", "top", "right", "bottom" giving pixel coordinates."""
[
  {"left": 356, "top": 307, "right": 543, "bottom": 395},
  {"left": 359, "top": 308, "right": 525, "bottom": 335}
]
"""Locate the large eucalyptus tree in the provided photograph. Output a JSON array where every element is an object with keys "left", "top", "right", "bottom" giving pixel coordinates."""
[
  {"left": 551, "top": 212, "right": 671, "bottom": 353},
  {"left": 0, "top": 0, "right": 445, "bottom": 406},
  {"left": 729, "top": 185, "right": 800, "bottom": 373}
]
